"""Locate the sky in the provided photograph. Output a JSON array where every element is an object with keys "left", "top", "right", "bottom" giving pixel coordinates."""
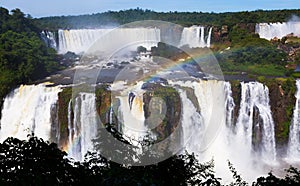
[{"left": 1, "top": 0, "right": 300, "bottom": 18}]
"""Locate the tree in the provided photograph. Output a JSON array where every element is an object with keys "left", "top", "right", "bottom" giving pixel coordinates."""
[
  {"left": 88, "top": 123, "right": 221, "bottom": 185},
  {"left": 0, "top": 137, "right": 86, "bottom": 185},
  {"left": 0, "top": 7, "right": 62, "bottom": 112}
]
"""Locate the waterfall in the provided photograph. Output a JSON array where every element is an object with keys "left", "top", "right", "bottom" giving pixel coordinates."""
[
  {"left": 58, "top": 29, "right": 111, "bottom": 54},
  {"left": 58, "top": 28, "right": 161, "bottom": 54},
  {"left": 41, "top": 30, "right": 57, "bottom": 50},
  {"left": 224, "top": 82, "right": 235, "bottom": 128},
  {"left": 115, "top": 82, "right": 147, "bottom": 142},
  {"left": 169, "top": 80, "right": 236, "bottom": 181},
  {"left": 0, "top": 84, "right": 62, "bottom": 141},
  {"left": 47, "top": 26, "right": 215, "bottom": 54},
  {"left": 256, "top": 22, "right": 300, "bottom": 40},
  {"left": 179, "top": 26, "right": 212, "bottom": 48},
  {"left": 207, "top": 27, "right": 213, "bottom": 48},
  {"left": 287, "top": 80, "right": 300, "bottom": 161},
  {"left": 170, "top": 80, "right": 278, "bottom": 182},
  {"left": 236, "top": 82, "right": 276, "bottom": 164},
  {"left": 200, "top": 27, "right": 205, "bottom": 47},
  {"left": 0, "top": 79, "right": 286, "bottom": 182},
  {"left": 176, "top": 87, "right": 204, "bottom": 153},
  {"left": 66, "top": 93, "right": 98, "bottom": 161}
]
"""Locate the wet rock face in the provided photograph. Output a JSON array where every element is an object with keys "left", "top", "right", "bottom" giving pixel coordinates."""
[
  {"left": 95, "top": 86, "right": 112, "bottom": 125},
  {"left": 56, "top": 88, "right": 72, "bottom": 149},
  {"left": 143, "top": 85, "right": 181, "bottom": 142},
  {"left": 267, "top": 80, "right": 296, "bottom": 147},
  {"left": 230, "top": 80, "right": 241, "bottom": 125}
]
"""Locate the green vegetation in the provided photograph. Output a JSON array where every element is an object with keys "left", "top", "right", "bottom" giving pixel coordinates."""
[
  {"left": 286, "top": 37, "right": 300, "bottom": 44},
  {"left": 36, "top": 8, "right": 300, "bottom": 29},
  {"left": 215, "top": 25, "right": 289, "bottom": 77},
  {"left": 291, "top": 72, "right": 300, "bottom": 78},
  {"left": 0, "top": 7, "right": 62, "bottom": 112},
  {"left": 220, "top": 63, "right": 286, "bottom": 76},
  {"left": 1, "top": 132, "right": 300, "bottom": 185}
]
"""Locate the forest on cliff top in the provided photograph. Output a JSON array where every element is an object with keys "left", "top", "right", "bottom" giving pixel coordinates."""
[{"left": 36, "top": 8, "right": 300, "bottom": 29}]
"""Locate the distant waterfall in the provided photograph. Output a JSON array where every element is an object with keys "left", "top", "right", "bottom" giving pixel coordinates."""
[
  {"left": 0, "top": 84, "right": 62, "bottom": 141},
  {"left": 179, "top": 26, "right": 213, "bottom": 48},
  {"left": 44, "top": 26, "right": 214, "bottom": 54},
  {"left": 41, "top": 30, "right": 57, "bottom": 50},
  {"left": 236, "top": 82, "right": 276, "bottom": 163},
  {"left": 287, "top": 80, "right": 300, "bottom": 161},
  {"left": 207, "top": 27, "right": 213, "bottom": 48},
  {"left": 58, "top": 28, "right": 161, "bottom": 54},
  {"left": 256, "top": 22, "right": 300, "bottom": 40},
  {"left": 58, "top": 29, "right": 111, "bottom": 54}
]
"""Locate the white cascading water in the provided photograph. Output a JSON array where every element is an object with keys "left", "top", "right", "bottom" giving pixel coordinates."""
[
  {"left": 287, "top": 79, "right": 300, "bottom": 161},
  {"left": 46, "top": 26, "right": 214, "bottom": 54},
  {"left": 179, "top": 26, "right": 212, "bottom": 48},
  {"left": 115, "top": 82, "right": 147, "bottom": 142},
  {"left": 224, "top": 82, "right": 235, "bottom": 128},
  {"left": 41, "top": 30, "right": 57, "bottom": 50},
  {"left": 207, "top": 27, "right": 213, "bottom": 48},
  {"left": 170, "top": 80, "right": 278, "bottom": 182},
  {"left": 236, "top": 82, "right": 277, "bottom": 164},
  {"left": 66, "top": 93, "right": 98, "bottom": 161},
  {"left": 176, "top": 88, "right": 204, "bottom": 153},
  {"left": 58, "top": 28, "right": 161, "bottom": 54},
  {"left": 0, "top": 79, "right": 287, "bottom": 182},
  {"left": 0, "top": 83, "right": 62, "bottom": 141},
  {"left": 0, "top": 84, "right": 99, "bottom": 161},
  {"left": 169, "top": 80, "right": 236, "bottom": 182},
  {"left": 256, "top": 22, "right": 300, "bottom": 40},
  {"left": 58, "top": 29, "right": 111, "bottom": 54}
]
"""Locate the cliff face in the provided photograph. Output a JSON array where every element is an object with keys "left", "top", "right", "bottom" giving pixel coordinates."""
[
  {"left": 55, "top": 84, "right": 182, "bottom": 149},
  {"left": 267, "top": 79, "right": 296, "bottom": 147},
  {"left": 56, "top": 87, "right": 72, "bottom": 150},
  {"left": 230, "top": 80, "right": 241, "bottom": 126},
  {"left": 212, "top": 26, "right": 229, "bottom": 43},
  {"left": 95, "top": 86, "right": 112, "bottom": 125},
  {"left": 55, "top": 79, "right": 296, "bottom": 151},
  {"left": 143, "top": 85, "right": 181, "bottom": 143},
  {"left": 55, "top": 86, "right": 113, "bottom": 150}
]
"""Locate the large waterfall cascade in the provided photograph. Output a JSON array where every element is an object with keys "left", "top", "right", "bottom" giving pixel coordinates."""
[
  {"left": 236, "top": 82, "right": 277, "bottom": 164},
  {"left": 169, "top": 80, "right": 277, "bottom": 182},
  {"left": 0, "top": 83, "right": 62, "bottom": 141},
  {"left": 0, "top": 80, "right": 299, "bottom": 182},
  {"left": 256, "top": 22, "right": 300, "bottom": 40},
  {"left": 287, "top": 79, "right": 300, "bottom": 162},
  {"left": 114, "top": 82, "right": 148, "bottom": 142},
  {"left": 66, "top": 93, "right": 99, "bottom": 161},
  {"left": 58, "top": 28, "right": 161, "bottom": 54},
  {"left": 42, "top": 26, "right": 213, "bottom": 54}
]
